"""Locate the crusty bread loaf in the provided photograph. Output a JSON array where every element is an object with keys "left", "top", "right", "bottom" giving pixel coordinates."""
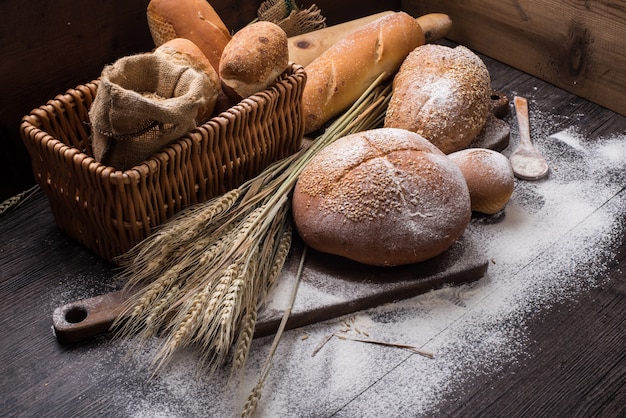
[
  {"left": 384, "top": 44, "right": 492, "bottom": 154},
  {"left": 154, "top": 38, "right": 220, "bottom": 123},
  {"left": 302, "top": 12, "right": 425, "bottom": 134},
  {"left": 292, "top": 128, "right": 471, "bottom": 266},
  {"left": 288, "top": 11, "right": 394, "bottom": 66},
  {"left": 147, "top": 0, "right": 231, "bottom": 72},
  {"left": 288, "top": 12, "right": 452, "bottom": 67},
  {"left": 219, "top": 21, "right": 289, "bottom": 101},
  {"left": 448, "top": 148, "right": 515, "bottom": 214}
]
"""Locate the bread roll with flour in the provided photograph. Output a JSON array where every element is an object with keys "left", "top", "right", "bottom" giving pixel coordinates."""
[
  {"left": 302, "top": 12, "right": 425, "bottom": 134},
  {"left": 292, "top": 128, "right": 471, "bottom": 266},
  {"left": 385, "top": 44, "right": 492, "bottom": 154},
  {"left": 154, "top": 38, "right": 220, "bottom": 123},
  {"left": 448, "top": 148, "right": 515, "bottom": 214},
  {"left": 219, "top": 21, "right": 289, "bottom": 101},
  {"left": 147, "top": 0, "right": 231, "bottom": 72}
]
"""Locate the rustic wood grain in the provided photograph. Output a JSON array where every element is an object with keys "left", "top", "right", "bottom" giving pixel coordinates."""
[
  {"left": 402, "top": 0, "right": 626, "bottom": 118},
  {"left": 0, "top": 0, "right": 153, "bottom": 202},
  {"left": 1, "top": 5, "right": 625, "bottom": 416},
  {"left": 436, "top": 208, "right": 626, "bottom": 418}
]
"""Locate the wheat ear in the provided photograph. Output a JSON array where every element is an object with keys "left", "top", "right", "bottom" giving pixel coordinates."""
[
  {"left": 112, "top": 73, "right": 393, "bottom": 386},
  {"left": 241, "top": 245, "right": 308, "bottom": 418}
]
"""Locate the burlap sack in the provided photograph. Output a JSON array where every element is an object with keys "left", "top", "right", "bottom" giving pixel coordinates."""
[{"left": 89, "top": 53, "right": 212, "bottom": 170}]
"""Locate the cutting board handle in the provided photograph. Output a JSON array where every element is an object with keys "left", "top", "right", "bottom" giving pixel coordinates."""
[{"left": 52, "top": 291, "right": 127, "bottom": 344}]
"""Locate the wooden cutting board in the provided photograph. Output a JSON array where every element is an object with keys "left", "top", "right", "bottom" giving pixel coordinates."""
[
  {"left": 53, "top": 94, "right": 505, "bottom": 345},
  {"left": 53, "top": 230, "right": 488, "bottom": 344},
  {"left": 254, "top": 232, "right": 487, "bottom": 338}
]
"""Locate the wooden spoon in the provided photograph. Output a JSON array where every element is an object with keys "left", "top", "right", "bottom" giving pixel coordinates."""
[{"left": 510, "top": 96, "right": 549, "bottom": 180}]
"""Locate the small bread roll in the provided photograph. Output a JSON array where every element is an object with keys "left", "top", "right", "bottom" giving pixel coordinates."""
[
  {"left": 292, "top": 128, "right": 471, "bottom": 266},
  {"left": 154, "top": 38, "right": 220, "bottom": 123},
  {"left": 147, "top": 0, "right": 231, "bottom": 72},
  {"left": 448, "top": 148, "right": 515, "bottom": 214},
  {"left": 385, "top": 44, "right": 492, "bottom": 154},
  {"left": 219, "top": 21, "right": 289, "bottom": 101}
]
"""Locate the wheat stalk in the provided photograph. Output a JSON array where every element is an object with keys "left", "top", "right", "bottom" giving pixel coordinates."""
[
  {"left": 241, "top": 245, "right": 308, "bottom": 418},
  {"left": 113, "top": 74, "right": 392, "bottom": 391}
]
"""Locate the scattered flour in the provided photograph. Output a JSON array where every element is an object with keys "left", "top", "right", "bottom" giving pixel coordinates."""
[
  {"left": 73, "top": 110, "right": 625, "bottom": 417},
  {"left": 247, "top": 112, "right": 626, "bottom": 416}
]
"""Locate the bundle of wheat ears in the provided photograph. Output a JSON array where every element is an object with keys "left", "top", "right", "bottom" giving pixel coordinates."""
[{"left": 112, "top": 74, "right": 392, "bottom": 415}]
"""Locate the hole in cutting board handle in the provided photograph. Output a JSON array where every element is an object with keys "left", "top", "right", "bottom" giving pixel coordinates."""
[
  {"left": 490, "top": 92, "right": 509, "bottom": 119},
  {"left": 52, "top": 291, "right": 127, "bottom": 345},
  {"left": 64, "top": 306, "right": 88, "bottom": 324}
]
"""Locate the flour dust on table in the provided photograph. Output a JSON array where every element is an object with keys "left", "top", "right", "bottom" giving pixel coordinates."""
[{"left": 64, "top": 110, "right": 626, "bottom": 417}]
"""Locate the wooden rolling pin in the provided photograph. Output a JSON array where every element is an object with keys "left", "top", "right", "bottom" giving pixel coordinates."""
[{"left": 288, "top": 12, "right": 453, "bottom": 66}]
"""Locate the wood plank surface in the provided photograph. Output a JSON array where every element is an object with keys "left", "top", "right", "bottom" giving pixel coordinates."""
[
  {"left": 403, "top": 0, "right": 626, "bottom": 117},
  {"left": 435, "top": 64, "right": 626, "bottom": 416},
  {"left": 1, "top": 6, "right": 626, "bottom": 417},
  {"left": 442, "top": 270, "right": 626, "bottom": 417}
]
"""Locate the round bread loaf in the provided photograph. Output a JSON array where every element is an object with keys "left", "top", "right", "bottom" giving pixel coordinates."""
[
  {"left": 292, "top": 128, "right": 472, "bottom": 266},
  {"left": 384, "top": 44, "right": 492, "bottom": 154},
  {"left": 154, "top": 38, "right": 220, "bottom": 123},
  {"left": 147, "top": 0, "right": 231, "bottom": 72},
  {"left": 448, "top": 148, "right": 515, "bottom": 214},
  {"left": 219, "top": 21, "right": 289, "bottom": 101}
]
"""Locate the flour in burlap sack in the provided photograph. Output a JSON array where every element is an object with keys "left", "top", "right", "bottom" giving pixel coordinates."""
[{"left": 89, "top": 53, "right": 213, "bottom": 170}]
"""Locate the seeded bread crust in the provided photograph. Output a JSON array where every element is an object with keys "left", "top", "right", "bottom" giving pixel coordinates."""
[
  {"left": 292, "top": 128, "right": 471, "bottom": 266},
  {"left": 385, "top": 44, "right": 491, "bottom": 154}
]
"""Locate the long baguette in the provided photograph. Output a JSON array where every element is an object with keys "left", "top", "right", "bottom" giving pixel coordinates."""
[
  {"left": 288, "top": 11, "right": 394, "bottom": 66},
  {"left": 302, "top": 12, "right": 427, "bottom": 134},
  {"left": 289, "top": 12, "right": 452, "bottom": 67}
]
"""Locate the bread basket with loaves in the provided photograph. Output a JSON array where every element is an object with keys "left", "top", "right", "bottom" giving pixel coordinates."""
[{"left": 20, "top": 53, "right": 306, "bottom": 262}]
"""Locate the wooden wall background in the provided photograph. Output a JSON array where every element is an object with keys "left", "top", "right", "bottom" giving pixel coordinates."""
[
  {"left": 0, "top": 0, "right": 398, "bottom": 202},
  {"left": 403, "top": 0, "right": 626, "bottom": 117}
]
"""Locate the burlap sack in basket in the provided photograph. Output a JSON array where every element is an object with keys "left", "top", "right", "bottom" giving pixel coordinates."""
[{"left": 89, "top": 53, "right": 213, "bottom": 170}]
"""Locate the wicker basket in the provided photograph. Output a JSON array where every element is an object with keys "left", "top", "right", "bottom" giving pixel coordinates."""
[{"left": 20, "top": 63, "right": 306, "bottom": 262}]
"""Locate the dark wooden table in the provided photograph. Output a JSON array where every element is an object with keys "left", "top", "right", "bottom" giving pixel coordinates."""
[{"left": 2, "top": 52, "right": 625, "bottom": 417}]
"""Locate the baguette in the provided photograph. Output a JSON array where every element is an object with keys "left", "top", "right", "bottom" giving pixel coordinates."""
[
  {"left": 288, "top": 12, "right": 451, "bottom": 67},
  {"left": 288, "top": 11, "right": 394, "bottom": 66},
  {"left": 302, "top": 12, "right": 425, "bottom": 134},
  {"left": 147, "top": 0, "right": 231, "bottom": 72}
]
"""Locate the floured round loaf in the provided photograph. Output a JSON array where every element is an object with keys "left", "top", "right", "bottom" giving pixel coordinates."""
[
  {"left": 292, "top": 128, "right": 471, "bottom": 266},
  {"left": 154, "top": 38, "right": 220, "bottom": 123},
  {"left": 219, "top": 21, "right": 289, "bottom": 101},
  {"left": 448, "top": 148, "right": 515, "bottom": 214},
  {"left": 384, "top": 44, "right": 491, "bottom": 154}
]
